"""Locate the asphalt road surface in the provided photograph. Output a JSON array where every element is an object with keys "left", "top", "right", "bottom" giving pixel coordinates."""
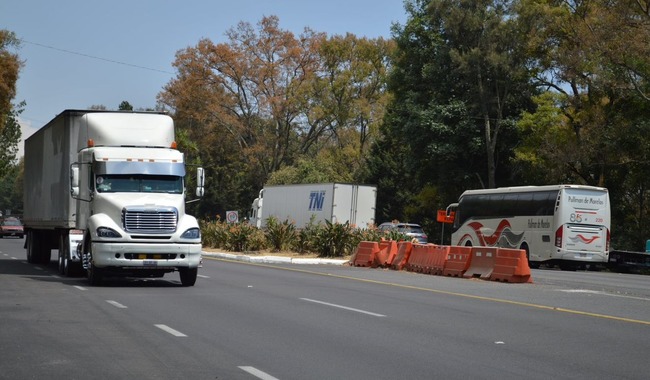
[{"left": 1, "top": 237, "right": 649, "bottom": 380}]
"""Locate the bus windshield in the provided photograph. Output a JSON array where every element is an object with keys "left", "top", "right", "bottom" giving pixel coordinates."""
[{"left": 96, "top": 174, "right": 183, "bottom": 194}]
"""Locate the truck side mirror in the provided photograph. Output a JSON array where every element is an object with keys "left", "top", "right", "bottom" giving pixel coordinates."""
[
  {"left": 70, "top": 164, "right": 80, "bottom": 198},
  {"left": 196, "top": 167, "right": 205, "bottom": 197}
]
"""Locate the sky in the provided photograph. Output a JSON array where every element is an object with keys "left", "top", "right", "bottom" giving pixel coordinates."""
[{"left": 1, "top": 0, "right": 409, "bottom": 157}]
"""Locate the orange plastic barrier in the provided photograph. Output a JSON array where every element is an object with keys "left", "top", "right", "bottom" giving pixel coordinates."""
[
  {"left": 428, "top": 245, "right": 450, "bottom": 275},
  {"left": 463, "top": 247, "right": 497, "bottom": 280},
  {"left": 375, "top": 240, "right": 398, "bottom": 267},
  {"left": 422, "top": 245, "right": 437, "bottom": 274},
  {"left": 406, "top": 244, "right": 430, "bottom": 273},
  {"left": 391, "top": 241, "right": 413, "bottom": 270},
  {"left": 443, "top": 246, "right": 472, "bottom": 277},
  {"left": 352, "top": 241, "right": 379, "bottom": 267},
  {"left": 491, "top": 248, "right": 533, "bottom": 283}
]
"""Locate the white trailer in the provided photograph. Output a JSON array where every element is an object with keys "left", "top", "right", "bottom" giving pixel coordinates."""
[
  {"left": 23, "top": 110, "right": 205, "bottom": 286},
  {"left": 250, "top": 183, "right": 376, "bottom": 229}
]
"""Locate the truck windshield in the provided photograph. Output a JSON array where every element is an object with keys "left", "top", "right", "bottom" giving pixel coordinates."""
[{"left": 96, "top": 175, "right": 183, "bottom": 194}]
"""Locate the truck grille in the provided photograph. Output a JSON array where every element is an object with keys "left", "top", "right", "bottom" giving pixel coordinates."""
[{"left": 123, "top": 207, "right": 178, "bottom": 233}]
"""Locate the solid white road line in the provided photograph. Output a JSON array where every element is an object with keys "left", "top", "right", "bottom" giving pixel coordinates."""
[
  {"left": 154, "top": 324, "right": 187, "bottom": 337},
  {"left": 238, "top": 366, "right": 280, "bottom": 380},
  {"left": 300, "top": 298, "right": 386, "bottom": 317},
  {"left": 558, "top": 289, "right": 650, "bottom": 301}
]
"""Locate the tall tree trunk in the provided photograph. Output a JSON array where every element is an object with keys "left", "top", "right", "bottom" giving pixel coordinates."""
[
  {"left": 484, "top": 114, "right": 496, "bottom": 189},
  {"left": 478, "top": 72, "right": 496, "bottom": 188}
]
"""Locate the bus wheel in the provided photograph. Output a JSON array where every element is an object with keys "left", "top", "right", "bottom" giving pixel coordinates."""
[{"left": 520, "top": 243, "right": 539, "bottom": 269}]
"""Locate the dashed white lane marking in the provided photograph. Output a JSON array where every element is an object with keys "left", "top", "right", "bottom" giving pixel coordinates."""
[
  {"left": 74, "top": 286, "right": 87, "bottom": 291},
  {"left": 155, "top": 324, "right": 187, "bottom": 337},
  {"left": 106, "top": 300, "right": 128, "bottom": 309},
  {"left": 238, "top": 366, "right": 280, "bottom": 380},
  {"left": 300, "top": 298, "right": 386, "bottom": 317},
  {"left": 197, "top": 274, "right": 210, "bottom": 279}
]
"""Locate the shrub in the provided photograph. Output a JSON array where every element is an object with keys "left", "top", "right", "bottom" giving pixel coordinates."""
[
  {"left": 200, "top": 219, "right": 228, "bottom": 248},
  {"left": 225, "top": 222, "right": 266, "bottom": 252},
  {"left": 200, "top": 219, "right": 266, "bottom": 252},
  {"left": 313, "top": 221, "right": 356, "bottom": 257},
  {"left": 294, "top": 217, "right": 321, "bottom": 253},
  {"left": 265, "top": 216, "right": 297, "bottom": 252},
  {"left": 383, "top": 229, "right": 410, "bottom": 242},
  {"left": 350, "top": 227, "right": 384, "bottom": 248}
]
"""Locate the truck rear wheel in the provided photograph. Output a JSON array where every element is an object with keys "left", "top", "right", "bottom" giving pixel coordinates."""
[
  {"left": 26, "top": 230, "right": 38, "bottom": 264},
  {"left": 58, "top": 234, "right": 67, "bottom": 275},
  {"left": 179, "top": 268, "right": 197, "bottom": 287},
  {"left": 64, "top": 256, "right": 82, "bottom": 277},
  {"left": 26, "top": 230, "right": 50, "bottom": 265}
]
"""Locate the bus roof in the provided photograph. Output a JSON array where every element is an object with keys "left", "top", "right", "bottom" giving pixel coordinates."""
[{"left": 459, "top": 184, "right": 608, "bottom": 198}]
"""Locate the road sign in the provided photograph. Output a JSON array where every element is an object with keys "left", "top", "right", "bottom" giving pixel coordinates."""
[
  {"left": 226, "top": 211, "right": 239, "bottom": 224},
  {"left": 437, "top": 210, "right": 455, "bottom": 224}
]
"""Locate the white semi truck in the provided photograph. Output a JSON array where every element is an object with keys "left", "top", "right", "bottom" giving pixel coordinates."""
[
  {"left": 23, "top": 110, "right": 205, "bottom": 286},
  {"left": 249, "top": 183, "right": 376, "bottom": 229}
]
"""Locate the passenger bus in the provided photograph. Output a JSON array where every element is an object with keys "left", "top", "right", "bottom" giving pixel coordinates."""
[{"left": 448, "top": 185, "right": 610, "bottom": 269}]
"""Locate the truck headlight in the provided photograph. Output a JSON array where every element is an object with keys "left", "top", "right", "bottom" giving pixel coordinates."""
[
  {"left": 97, "top": 227, "right": 122, "bottom": 238},
  {"left": 181, "top": 228, "right": 200, "bottom": 239}
]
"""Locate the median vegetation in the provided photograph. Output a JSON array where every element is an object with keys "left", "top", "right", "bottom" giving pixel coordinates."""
[{"left": 200, "top": 216, "right": 408, "bottom": 258}]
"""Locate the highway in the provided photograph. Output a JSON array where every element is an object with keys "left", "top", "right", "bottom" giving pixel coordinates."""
[{"left": 1, "top": 237, "right": 649, "bottom": 380}]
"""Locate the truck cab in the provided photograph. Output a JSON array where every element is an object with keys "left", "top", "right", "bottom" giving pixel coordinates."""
[{"left": 64, "top": 112, "right": 205, "bottom": 285}]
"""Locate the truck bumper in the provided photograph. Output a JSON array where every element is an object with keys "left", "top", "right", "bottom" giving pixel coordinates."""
[{"left": 91, "top": 242, "right": 202, "bottom": 269}]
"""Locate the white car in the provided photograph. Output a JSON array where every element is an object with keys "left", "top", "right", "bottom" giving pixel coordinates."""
[{"left": 378, "top": 222, "right": 428, "bottom": 244}]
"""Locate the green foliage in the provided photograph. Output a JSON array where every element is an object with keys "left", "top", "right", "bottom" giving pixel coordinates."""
[
  {"left": 0, "top": 103, "right": 23, "bottom": 178},
  {"left": 382, "top": 229, "right": 410, "bottom": 242},
  {"left": 0, "top": 30, "right": 22, "bottom": 119},
  {"left": 264, "top": 216, "right": 297, "bottom": 252},
  {"left": 201, "top": 219, "right": 266, "bottom": 251},
  {"left": 158, "top": 17, "right": 394, "bottom": 219},
  {"left": 118, "top": 101, "right": 133, "bottom": 111},
  {"left": 200, "top": 218, "right": 388, "bottom": 257},
  {"left": 294, "top": 216, "right": 321, "bottom": 253},
  {"left": 312, "top": 221, "right": 356, "bottom": 257},
  {"left": 225, "top": 222, "right": 266, "bottom": 252},
  {"left": 199, "top": 219, "right": 229, "bottom": 248},
  {"left": 267, "top": 158, "right": 347, "bottom": 185},
  {"left": 349, "top": 227, "right": 384, "bottom": 247}
]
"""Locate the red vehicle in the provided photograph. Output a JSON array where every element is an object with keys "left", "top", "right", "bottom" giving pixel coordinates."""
[{"left": 0, "top": 217, "right": 24, "bottom": 238}]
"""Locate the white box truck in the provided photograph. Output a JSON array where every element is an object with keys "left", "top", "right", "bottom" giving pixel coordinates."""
[
  {"left": 23, "top": 110, "right": 205, "bottom": 286},
  {"left": 249, "top": 183, "right": 376, "bottom": 229}
]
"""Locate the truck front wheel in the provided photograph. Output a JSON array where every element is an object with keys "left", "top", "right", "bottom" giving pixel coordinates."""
[
  {"left": 179, "top": 268, "right": 197, "bottom": 287},
  {"left": 85, "top": 243, "right": 104, "bottom": 286}
]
